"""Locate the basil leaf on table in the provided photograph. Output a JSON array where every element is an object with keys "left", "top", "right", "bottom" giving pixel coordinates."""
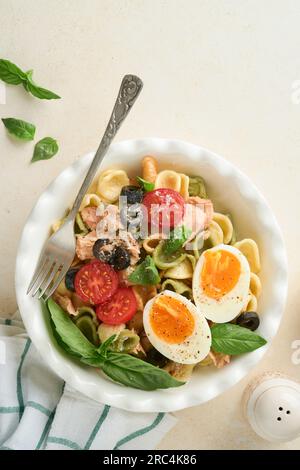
[
  {"left": 0, "top": 59, "right": 27, "bottom": 85},
  {"left": 24, "top": 70, "right": 61, "bottom": 100},
  {"left": 31, "top": 137, "right": 59, "bottom": 163},
  {"left": 163, "top": 226, "right": 191, "bottom": 256},
  {"left": 47, "top": 298, "right": 97, "bottom": 358},
  {"left": 128, "top": 255, "right": 160, "bottom": 286},
  {"left": 83, "top": 351, "right": 184, "bottom": 391},
  {"left": 1, "top": 117, "right": 36, "bottom": 141},
  {"left": 136, "top": 176, "right": 155, "bottom": 192},
  {"left": 211, "top": 323, "right": 267, "bottom": 355},
  {"left": 0, "top": 58, "right": 61, "bottom": 100}
]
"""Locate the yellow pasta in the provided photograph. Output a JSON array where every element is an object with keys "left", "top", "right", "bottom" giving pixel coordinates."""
[
  {"left": 212, "top": 213, "right": 233, "bottom": 244},
  {"left": 207, "top": 220, "right": 224, "bottom": 246},
  {"left": 245, "top": 292, "right": 258, "bottom": 312},
  {"left": 142, "top": 233, "right": 166, "bottom": 254},
  {"left": 79, "top": 193, "right": 102, "bottom": 211},
  {"left": 250, "top": 272, "right": 262, "bottom": 298},
  {"left": 163, "top": 361, "right": 195, "bottom": 381},
  {"left": 51, "top": 218, "right": 64, "bottom": 233},
  {"left": 234, "top": 238, "right": 261, "bottom": 273},
  {"left": 163, "top": 255, "right": 196, "bottom": 279},
  {"left": 179, "top": 173, "right": 190, "bottom": 200},
  {"left": 142, "top": 156, "right": 158, "bottom": 183},
  {"left": 97, "top": 169, "right": 129, "bottom": 203},
  {"left": 155, "top": 170, "right": 181, "bottom": 192}
]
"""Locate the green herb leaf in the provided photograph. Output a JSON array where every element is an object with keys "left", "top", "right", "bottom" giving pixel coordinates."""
[
  {"left": 31, "top": 137, "right": 59, "bottom": 163},
  {"left": 47, "top": 298, "right": 97, "bottom": 358},
  {"left": 136, "top": 176, "right": 155, "bottom": 192},
  {"left": 211, "top": 323, "right": 267, "bottom": 355},
  {"left": 1, "top": 117, "right": 36, "bottom": 141},
  {"left": 128, "top": 255, "right": 160, "bottom": 286},
  {"left": 97, "top": 335, "right": 117, "bottom": 357},
  {"left": 0, "top": 59, "right": 27, "bottom": 85},
  {"left": 163, "top": 226, "right": 191, "bottom": 256},
  {"left": 84, "top": 350, "right": 185, "bottom": 391},
  {"left": 24, "top": 70, "right": 60, "bottom": 100}
]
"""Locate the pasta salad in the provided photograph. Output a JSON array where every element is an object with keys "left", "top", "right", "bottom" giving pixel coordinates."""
[{"left": 47, "top": 155, "right": 266, "bottom": 390}]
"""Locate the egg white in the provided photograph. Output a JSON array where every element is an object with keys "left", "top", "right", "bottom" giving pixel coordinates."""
[
  {"left": 193, "top": 244, "right": 250, "bottom": 323},
  {"left": 143, "top": 290, "right": 211, "bottom": 365}
]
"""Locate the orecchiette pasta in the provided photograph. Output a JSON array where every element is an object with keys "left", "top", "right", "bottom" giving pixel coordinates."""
[
  {"left": 142, "top": 156, "right": 158, "bottom": 183},
  {"left": 142, "top": 233, "right": 166, "bottom": 254},
  {"left": 98, "top": 323, "right": 125, "bottom": 344},
  {"left": 163, "top": 361, "right": 195, "bottom": 381},
  {"left": 179, "top": 173, "right": 190, "bottom": 200},
  {"left": 212, "top": 213, "right": 233, "bottom": 244},
  {"left": 153, "top": 241, "right": 186, "bottom": 269},
  {"left": 160, "top": 279, "right": 193, "bottom": 299},
  {"left": 155, "top": 170, "right": 181, "bottom": 192},
  {"left": 250, "top": 272, "right": 262, "bottom": 298},
  {"left": 244, "top": 292, "right": 258, "bottom": 312},
  {"left": 97, "top": 169, "right": 129, "bottom": 203},
  {"left": 234, "top": 238, "right": 261, "bottom": 273},
  {"left": 79, "top": 193, "right": 102, "bottom": 211},
  {"left": 163, "top": 255, "right": 195, "bottom": 279},
  {"left": 207, "top": 220, "right": 224, "bottom": 246}
]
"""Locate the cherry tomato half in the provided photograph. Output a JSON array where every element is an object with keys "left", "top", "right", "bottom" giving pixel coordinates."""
[
  {"left": 96, "top": 287, "right": 137, "bottom": 325},
  {"left": 74, "top": 260, "right": 118, "bottom": 305},
  {"left": 143, "top": 188, "right": 185, "bottom": 230}
]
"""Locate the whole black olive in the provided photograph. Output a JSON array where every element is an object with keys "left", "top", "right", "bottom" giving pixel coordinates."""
[
  {"left": 65, "top": 268, "right": 79, "bottom": 291},
  {"left": 236, "top": 311, "right": 260, "bottom": 331},
  {"left": 92, "top": 239, "right": 114, "bottom": 264},
  {"left": 120, "top": 185, "right": 144, "bottom": 204},
  {"left": 111, "top": 246, "right": 131, "bottom": 271},
  {"left": 146, "top": 348, "right": 169, "bottom": 368}
]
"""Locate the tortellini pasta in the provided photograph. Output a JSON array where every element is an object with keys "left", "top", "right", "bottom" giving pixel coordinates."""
[
  {"left": 97, "top": 169, "right": 129, "bottom": 203},
  {"left": 212, "top": 213, "right": 233, "bottom": 244},
  {"left": 234, "top": 238, "right": 261, "bottom": 273}
]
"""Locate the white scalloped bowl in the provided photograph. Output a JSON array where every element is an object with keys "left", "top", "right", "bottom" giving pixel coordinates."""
[{"left": 15, "top": 138, "right": 288, "bottom": 412}]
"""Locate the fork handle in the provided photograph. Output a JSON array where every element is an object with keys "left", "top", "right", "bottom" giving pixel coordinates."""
[{"left": 67, "top": 74, "right": 143, "bottom": 221}]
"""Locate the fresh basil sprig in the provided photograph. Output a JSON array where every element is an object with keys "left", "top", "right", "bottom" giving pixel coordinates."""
[
  {"left": 163, "top": 226, "right": 191, "bottom": 256},
  {"left": 211, "top": 323, "right": 267, "bottom": 355},
  {"left": 128, "top": 255, "right": 160, "bottom": 286},
  {"left": 0, "top": 59, "right": 60, "bottom": 100},
  {"left": 136, "top": 176, "right": 155, "bottom": 192},
  {"left": 31, "top": 137, "right": 59, "bottom": 163},
  {"left": 2, "top": 117, "right": 36, "bottom": 141},
  {"left": 47, "top": 299, "right": 184, "bottom": 391}
]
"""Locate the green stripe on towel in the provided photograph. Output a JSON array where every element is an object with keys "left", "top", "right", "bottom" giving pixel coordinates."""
[
  {"left": 27, "top": 401, "right": 53, "bottom": 417},
  {"left": 84, "top": 405, "right": 110, "bottom": 450},
  {"left": 36, "top": 410, "right": 56, "bottom": 450},
  {"left": 113, "top": 412, "right": 165, "bottom": 450},
  {"left": 16, "top": 338, "right": 31, "bottom": 421},
  {"left": 0, "top": 406, "right": 20, "bottom": 414},
  {"left": 47, "top": 436, "right": 82, "bottom": 450}
]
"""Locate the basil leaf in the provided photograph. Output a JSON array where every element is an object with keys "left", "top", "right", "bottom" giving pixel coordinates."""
[
  {"left": 84, "top": 351, "right": 184, "bottom": 390},
  {"left": 31, "top": 137, "right": 59, "bottom": 163},
  {"left": 97, "top": 335, "right": 117, "bottom": 357},
  {"left": 128, "top": 255, "right": 160, "bottom": 286},
  {"left": 24, "top": 70, "right": 60, "bottom": 100},
  {"left": 211, "top": 323, "right": 267, "bottom": 355},
  {"left": 136, "top": 176, "right": 155, "bottom": 192},
  {"left": 47, "top": 298, "right": 97, "bottom": 358},
  {"left": 163, "top": 226, "right": 191, "bottom": 256},
  {"left": 2, "top": 117, "right": 35, "bottom": 141},
  {"left": 0, "top": 59, "right": 27, "bottom": 85}
]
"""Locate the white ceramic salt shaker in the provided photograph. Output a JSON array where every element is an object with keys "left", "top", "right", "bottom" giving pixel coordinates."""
[{"left": 243, "top": 372, "right": 300, "bottom": 442}]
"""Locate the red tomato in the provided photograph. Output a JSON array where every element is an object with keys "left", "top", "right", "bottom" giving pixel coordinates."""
[
  {"left": 143, "top": 188, "right": 185, "bottom": 230},
  {"left": 96, "top": 287, "right": 137, "bottom": 325},
  {"left": 74, "top": 260, "right": 118, "bottom": 305}
]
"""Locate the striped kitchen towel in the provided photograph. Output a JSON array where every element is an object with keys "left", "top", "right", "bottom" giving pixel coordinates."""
[{"left": 0, "top": 315, "right": 176, "bottom": 450}]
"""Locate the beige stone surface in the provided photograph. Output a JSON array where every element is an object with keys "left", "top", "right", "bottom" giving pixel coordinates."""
[{"left": 0, "top": 0, "right": 300, "bottom": 450}]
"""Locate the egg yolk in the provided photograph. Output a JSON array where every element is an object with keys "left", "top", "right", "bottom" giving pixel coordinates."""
[
  {"left": 201, "top": 249, "right": 241, "bottom": 299},
  {"left": 149, "top": 295, "right": 195, "bottom": 344}
]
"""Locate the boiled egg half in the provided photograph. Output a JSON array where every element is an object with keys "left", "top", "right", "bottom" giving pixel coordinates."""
[
  {"left": 193, "top": 244, "right": 250, "bottom": 323},
  {"left": 143, "top": 290, "right": 211, "bottom": 364}
]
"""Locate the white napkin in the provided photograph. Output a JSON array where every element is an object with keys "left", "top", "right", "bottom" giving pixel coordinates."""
[{"left": 0, "top": 315, "right": 176, "bottom": 450}]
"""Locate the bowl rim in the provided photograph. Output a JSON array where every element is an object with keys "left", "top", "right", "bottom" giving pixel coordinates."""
[{"left": 15, "top": 138, "right": 288, "bottom": 412}]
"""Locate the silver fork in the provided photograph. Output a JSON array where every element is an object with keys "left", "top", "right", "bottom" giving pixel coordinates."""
[{"left": 27, "top": 74, "right": 143, "bottom": 300}]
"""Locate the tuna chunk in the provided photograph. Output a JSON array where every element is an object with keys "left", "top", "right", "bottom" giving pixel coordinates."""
[
  {"left": 80, "top": 206, "right": 101, "bottom": 230},
  {"left": 75, "top": 230, "right": 97, "bottom": 260}
]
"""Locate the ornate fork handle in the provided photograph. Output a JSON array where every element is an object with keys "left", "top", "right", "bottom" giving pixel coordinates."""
[{"left": 67, "top": 75, "right": 143, "bottom": 221}]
